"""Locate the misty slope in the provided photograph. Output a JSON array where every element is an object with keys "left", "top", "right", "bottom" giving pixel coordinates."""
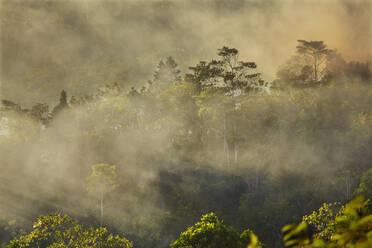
[
  {"left": 1, "top": 77, "right": 372, "bottom": 247},
  {"left": 1, "top": 1, "right": 372, "bottom": 248}
]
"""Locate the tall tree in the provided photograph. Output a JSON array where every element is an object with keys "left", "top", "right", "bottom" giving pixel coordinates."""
[
  {"left": 87, "top": 164, "right": 117, "bottom": 226},
  {"left": 149, "top": 56, "right": 182, "bottom": 93},
  {"left": 187, "top": 46, "right": 263, "bottom": 95},
  {"left": 296, "top": 40, "right": 332, "bottom": 82},
  {"left": 277, "top": 40, "right": 334, "bottom": 86},
  {"left": 52, "top": 90, "right": 69, "bottom": 117},
  {"left": 353, "top": 168, "right": 372, "bottom": 200},
  {"left": 191, "top": 47, "right": 266, "bottom": 167}
]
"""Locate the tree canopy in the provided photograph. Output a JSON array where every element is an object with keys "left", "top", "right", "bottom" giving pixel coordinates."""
[
  {"left": 8, "top": 214, "right": 132, "bottom": 248},
  {"left": 170, "top": 213, "right": 260, "bottom": 248}
]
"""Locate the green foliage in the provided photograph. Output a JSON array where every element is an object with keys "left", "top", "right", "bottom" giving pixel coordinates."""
[
  {"left": 86, "top": 164, "right": 118, "bottom": 225},
  {"left": 186, "top": 46, "right": 262, "bottom": 94},
  {"left": 1, "top": 42, "right": 372, "bottom": 248},
  {"left": 282, "top": 197, "right": 372, "bottom": 248},
  {"left": 7, "top": 214, "right": 132, "bottom": 248},
  {"left": 87, "top": 164, "right": 118, "bottom": 195},
  {"left": 282, "top": 222, "right": 312, "bottom": 247},
  {"left": 30, "top": 103, "right": 49, "bottom": 122},
  {"left": 354, "top": 168, "right": 372, "bottom": 201},
  {"left": 240, "top": 230, "right": 261, "bottom": 248},
  {"left": 302, "top": 202, "right": 344, "bottom": 240},
  {"left": 170, "top": 213, "right": 259, "bottom": 248},
  {"left": 331, "top": 197, "right": 372, "bottom": 247}
]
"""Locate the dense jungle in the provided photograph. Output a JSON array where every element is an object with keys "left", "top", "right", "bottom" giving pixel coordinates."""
[{"left": 1, "top": 0, "right": 372, "bottom": 247}]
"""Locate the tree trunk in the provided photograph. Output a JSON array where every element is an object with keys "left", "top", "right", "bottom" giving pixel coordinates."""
[
  {"left": 345, "top": 174, "right": 351, "bottom": 201},
  {"left": 234, "top": 142, "right": 238, "bottom": 165},
  {"left": 255, "top": 165, "right": 259, "bottom": 190},
  {"left": 100, "top": 188, "right": 104, "bottom": 226},
  {"left": 314, "top": 53, "right": 318, "bottom": 81},
  {"left": 233, "top": 123, "right": 238, "bottom": 166},
  {"left": 224, "top": 116, "right": 230, "bottom": 168}
]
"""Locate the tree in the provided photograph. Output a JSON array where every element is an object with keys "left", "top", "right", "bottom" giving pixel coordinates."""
[
  {"left": 8, "top": 214, "right": 133, "bottom": 248},
  {"left": 344, "top": 61, "right": 372, "bottom": 82},
  {"left": 186, "top": 46, "right": 263, "bottom": 95},
  {"left": 30, "top": 103, "right": 49, "bottom": 124},
  {"left": 282, "top": 197, "right": 372, "bottom": 248},
  {"left": 301, "top": 202, "right": 344, "bottom": 241},
  {"left": 186, "top": 61, "right": 219, "bottom": 94},
  {"left": 296, "top": 40, "right": 332, "bottom": 82},
  {"left": 170, "top": 213, "right": 260, "bottom": 248},
  {"left": 87, "top": 164, "right": 117, "bottom": 226},
  {"left": 277, "top": 40, "right": 334, "bottom": 85},
  {"left": 52, "top": 90, "right": 69, "bottom": 117},
  {"left": 280, "top": 44, "right": 372, "bottom": 84},
  {"left": 276, "top": 55, "right": 314, "bottom": 85},
  {"left": 190, "top": 47, "right": 266, "bottom": 167},
  {"left": 95, "top": 82, "right": 122, "bottom": 98},
  {"left": 159, "top": 81, "right": 202, "bottom": 152},
  {"left": 195, "top": 87, "right": 235, "bottom": 167},
  {"left": 353, "top": 168, "right": 372, "bottom": 200},
  {"left": 0, "top": 100, "right": 21, "bottom": 112},
  {"left": 149, "top": 56, "right": 182, "bottom": 93},
  {"left": 59, "top": 90, "right": 68, "bottom": 106}
]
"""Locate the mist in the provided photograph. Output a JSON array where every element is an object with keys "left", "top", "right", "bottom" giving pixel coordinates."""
[
  {"left": 1, "top": 1, "right": 372, "bottom": 248},
  {"left": 1, "top": 0, "right": 371, "bottom": 106}
]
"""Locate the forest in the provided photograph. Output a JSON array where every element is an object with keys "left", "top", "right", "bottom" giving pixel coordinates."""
[{"left": 1, "top": 0, "right": 372, "bottom": 248}]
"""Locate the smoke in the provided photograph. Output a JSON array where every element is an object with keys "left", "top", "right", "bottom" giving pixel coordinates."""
[{"left": 0, "top": 0, "right": 371, "bottom": 106}]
